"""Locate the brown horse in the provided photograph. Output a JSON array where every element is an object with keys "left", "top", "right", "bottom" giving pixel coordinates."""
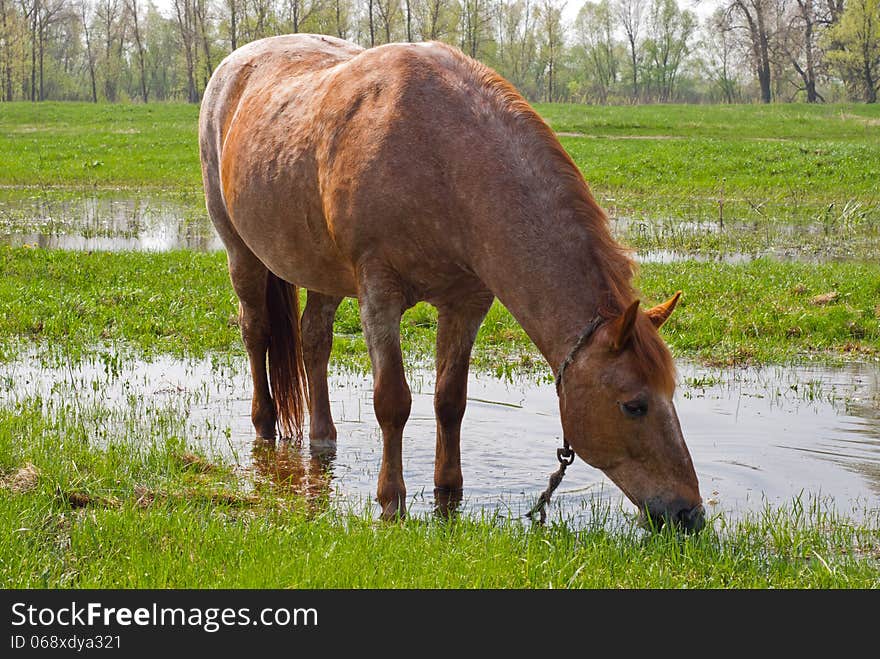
[{"left": 199, "top": 34, "right": 704, "bottom": 531}]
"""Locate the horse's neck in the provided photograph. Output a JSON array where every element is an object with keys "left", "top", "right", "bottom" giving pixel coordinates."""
[{"left": 474, "top": 207, "right": 614, "bottom": 372}]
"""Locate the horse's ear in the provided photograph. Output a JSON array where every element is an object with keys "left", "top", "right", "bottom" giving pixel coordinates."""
[
  {"left": 610, "top": 299, "right": 640, "bottom": 351},
  {"left": 646, "top": 291, "right": 682, "bottom": 329}
]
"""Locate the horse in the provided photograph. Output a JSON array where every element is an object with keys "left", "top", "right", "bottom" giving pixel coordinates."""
[{"left": 199, "top": 34, "right": 704, "bottom": 531}]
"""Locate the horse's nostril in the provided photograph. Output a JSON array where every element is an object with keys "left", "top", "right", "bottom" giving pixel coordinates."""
[{"left": 677, "top": 504, "right": 705, "bottom": 534}]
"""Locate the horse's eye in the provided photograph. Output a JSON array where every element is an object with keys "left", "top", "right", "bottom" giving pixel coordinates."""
[{"left": 620, "top": 399, "right": 648, "bottom": 418}]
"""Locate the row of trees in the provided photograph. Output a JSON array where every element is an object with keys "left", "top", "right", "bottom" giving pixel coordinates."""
[{"left": 0, "top": 0, "right": 877, "bottom": 104}]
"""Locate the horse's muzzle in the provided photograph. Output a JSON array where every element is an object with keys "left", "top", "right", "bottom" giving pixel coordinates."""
[
  {"left": 676, "top": 504, "right": 706, "bottom": 534},
  {"left": 644, "top": 502, "right": 706, "bottom": 534}
]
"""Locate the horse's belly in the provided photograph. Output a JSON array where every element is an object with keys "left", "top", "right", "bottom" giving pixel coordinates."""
[{"left": 228, "top": 194, "right": 358, "bottom": 297}]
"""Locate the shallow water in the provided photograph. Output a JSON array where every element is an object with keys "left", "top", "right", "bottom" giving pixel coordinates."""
[
  {"left": 3, "top": 193, "right": 871, "bottom": 263},
  {"left": 3, "top": 354, "right": 877, "bottom": 525},
  {"left": 0, "top": 194, "right": 222, "bottom": 252}
]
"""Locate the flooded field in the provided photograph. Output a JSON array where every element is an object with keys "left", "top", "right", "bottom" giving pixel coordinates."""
[
  {"left": 3, "top": 353, "right": 877, "bottom": 526},
  {"left": 1, "top": 191, "right": 877, "bottom": 528},
  {"left": 0, "top": 193, "right": 222, "bottom": 252},
  {"left": 3, "top": 192, "right": 877, "bottom": 262}
]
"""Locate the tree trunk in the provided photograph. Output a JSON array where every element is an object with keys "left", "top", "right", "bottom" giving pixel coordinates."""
[
  {"left": 229, "top": 0, "right": 237, "bottom": 50},
  {"left": 29, "top": 5, "right": 36, "bottom": 101},
  {"left": 629, "top": 37, "right": 638, "bottom": 101},
  {"left": 38, "top": 16, "right": 43, "bottom": 101},
  {"left": 81, "top": 2, "right": 98, "bottom": 102}
]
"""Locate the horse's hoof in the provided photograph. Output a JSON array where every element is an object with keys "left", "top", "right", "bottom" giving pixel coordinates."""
[
  {"left": 253, "top": 423, "right": 277, "bottom": 440},
  {"left": 433, "top": 487, "right": 463, "bottom": 520},
  {"left": 308, "top": 436, "right": 337, "bottom": 451},
  {"left": 380, "top": 498, "right": 407, "bottom": 521}
]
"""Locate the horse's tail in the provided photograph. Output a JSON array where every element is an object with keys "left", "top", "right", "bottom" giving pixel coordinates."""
[{"left": 266, "top": 272, "right": 309, "bottom": 439}]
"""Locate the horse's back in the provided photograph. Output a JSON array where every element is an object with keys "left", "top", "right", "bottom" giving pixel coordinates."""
[
  {"left": 200, "top": 34, "right": 362, "bottom": 171},
  {"left": 200, "top": 35, "right": 366, "bottom": 294},
  {"left": 200, "top": 35, "right": 501, "bottom": 301}
]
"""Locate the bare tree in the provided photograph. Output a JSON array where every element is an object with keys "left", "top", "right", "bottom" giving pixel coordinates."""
[
  {"left": 616, "top": 0, "right": 645, "bottom": 101},
  {"left": 126, "top": 0, "right": 147, "bottom": 100},
  {"left": 701, "top": 7, "right": 740, "bottom": 103},
  {"left": 79, "top": 0, "right": 97, "bottom": 101},
  {"left": 725, "top": 0, "right": 775, "bottom": 103},
  {"left": 781, "top": 0, "right": 824, "bottom": 102},
  {"left": 173, "top": 0, "right": 198, "bottom": 101}
]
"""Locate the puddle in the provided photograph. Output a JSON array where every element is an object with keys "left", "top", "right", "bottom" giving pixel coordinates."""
[
  {"left": 0, "top": 193, "right": 222, "bottom": 252},
  {"left": 2, "top": 353, "right": 878, "bottom": 525},
  {"left": 2, "top": 193, "right": 876, "bottom": 263}
]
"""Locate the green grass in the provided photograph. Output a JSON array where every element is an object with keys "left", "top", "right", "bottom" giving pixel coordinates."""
[
  {"left": 1, "top": 102, "right": 878, "bottom": 589},
  {"left": 1, "top": 247, "right": 876, "bottom": 369},
  {"left": 0, "top": 103, "right": 199, "bottom": 189},
  {"left": 2, "top": 102, "right": 878, "bottom": 239},
  {"left": 535, "top": 103, "right": 880, "bottom": 243},
  {"left": 3, "top": 494, "right": 877, "bottom": 587},
  {"left": 1, "top": 394, "right": 877, "bottom": 588}
]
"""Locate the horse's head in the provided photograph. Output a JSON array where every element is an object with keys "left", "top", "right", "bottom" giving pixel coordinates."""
[{"left": 559, "top": 292, "right": 704, "bottom": 532}]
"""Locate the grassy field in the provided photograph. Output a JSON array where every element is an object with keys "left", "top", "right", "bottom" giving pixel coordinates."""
[
  {"left": 2, "top": 101, "right": 877, "bottom": 257},
  {"left": 1, "top": 409, "right": 877, "bottom": 587},
  {"left": 0, "top": 247, "right": 877, "bottom": 368},
  {"left": 1, "top": 101, "right": 878, "bottom": 588}
]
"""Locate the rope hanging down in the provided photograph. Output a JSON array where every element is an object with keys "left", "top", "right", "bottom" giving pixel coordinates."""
[{"left": 525, "top": 315, "right": 605, "bottom": 525}]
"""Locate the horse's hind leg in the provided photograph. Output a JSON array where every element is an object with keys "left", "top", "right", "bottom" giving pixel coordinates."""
[
  {"left": 301, "top": 290, "right": 342, "bottom": 443},
  {"left": 357, "top": 266, "right": 412, "bottom": 520},
  {"left": 228, "top": 251, "right": 278, "bottom": 439},
  {"left": 433, "top": 293, "right": 493, "bottom": 507}
]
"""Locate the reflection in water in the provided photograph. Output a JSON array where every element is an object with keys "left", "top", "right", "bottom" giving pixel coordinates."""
[
  {"left": 3, "top": 194, "right": 875, "bottom": 262},
  {"left": 1, "top": 194, "right": 222, "bottom": 252},
  {"left": 0, "top": 353, "right": 877, "bottom": 524},
  {"left": 250, "top": 438, "right": 336, "bottom": 506}
]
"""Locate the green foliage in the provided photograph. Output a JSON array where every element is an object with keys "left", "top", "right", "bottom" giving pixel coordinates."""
[{"left": 823, "top": 0, "right": 880, "bottom": 102}]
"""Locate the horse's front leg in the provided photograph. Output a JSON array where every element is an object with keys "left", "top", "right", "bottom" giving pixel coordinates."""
[
  {"left": 433, "top": 294, "right": 494, "bottom": 505},
  {"left": 357, "top": 269, "right": 411, "bottom": 520},
  {"left": 301, "top": 290, "right": 342, "bottom": 444}
]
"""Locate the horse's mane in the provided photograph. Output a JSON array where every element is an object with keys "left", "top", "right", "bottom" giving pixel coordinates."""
[{"left": 443, "top": 45, "right": 676, "bottom": 390}]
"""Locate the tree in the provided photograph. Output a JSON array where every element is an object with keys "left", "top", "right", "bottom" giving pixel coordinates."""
[
  {"left": 537, "top": 0, "right": 564, "bottom": 101},
  {"left": 574, "top": 0, "right": 617, "bottom": 103},
  {"left": 785, "top": 0, "right": 824, "bottom": 101},
  {"left": 0, "top": 0, "right": 14, "bottom": 100},
  {"left": 79, "top": 0, "right": 97, "bottom": 100},
  {"left": 374, "top": 0, "right": 400, "bottom": 44},
  {"left": 643, "top": 0, "right": 694, "bottom": 102},
  {"left": 495, "top": 0, "right": 539, "bottom": 94},
  {"left": 824, "top": 0, "right": 880, "bottom": 102},
  {"left": 615, "top": 0, "right": 644, "bottom": 101},
  {"left": 725, "top": 0, "right": 775, "bottom": 103},
  {"left": 460, "top": 0, "right": 493, "bottom": 58},
  {"left": 700, "top": 7, "right": 740, "bottom": 103},
  {"left": 126, "top": 0, "right": 147, "bottom": 101},
  {"left": 413, "top": 0, "right": 456, "bottom": 41},
  {"left": 173, "top": 0, "right": 198, "bottom": 102}
]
